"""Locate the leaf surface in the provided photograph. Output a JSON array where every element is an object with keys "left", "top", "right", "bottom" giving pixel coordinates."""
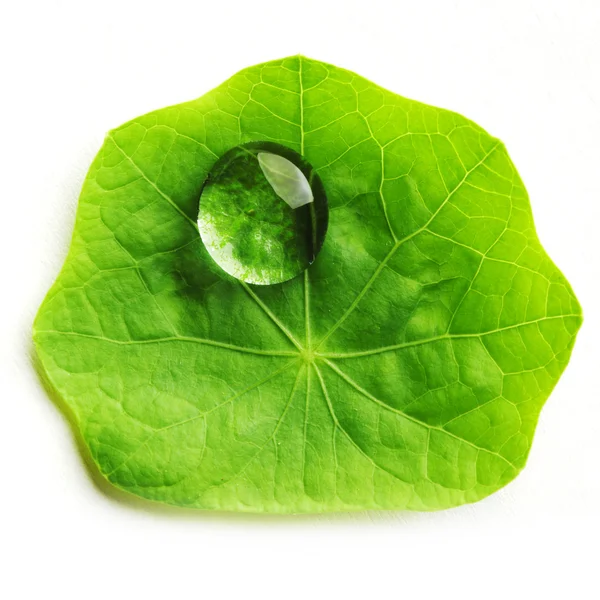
[{"left": 34, "top": 56, "right": 582, "bottom": 512}]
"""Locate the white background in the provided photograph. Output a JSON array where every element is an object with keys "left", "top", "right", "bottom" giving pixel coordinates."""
[{"left": 1, "top": 1, "right": 598, "bottom": 598}]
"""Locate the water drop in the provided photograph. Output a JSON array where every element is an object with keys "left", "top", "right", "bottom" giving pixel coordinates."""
[{"left": 198, "top": 142, "right": 328, "bottom": 285}]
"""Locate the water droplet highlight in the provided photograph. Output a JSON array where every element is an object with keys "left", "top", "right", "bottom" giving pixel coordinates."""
[{"left": 198, "top": 142, "right": 328, "bottom": 285}]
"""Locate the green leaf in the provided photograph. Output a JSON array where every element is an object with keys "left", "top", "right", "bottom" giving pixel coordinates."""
[{"left": 34, "top": 55, "right": 582, "bottom": 513}]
